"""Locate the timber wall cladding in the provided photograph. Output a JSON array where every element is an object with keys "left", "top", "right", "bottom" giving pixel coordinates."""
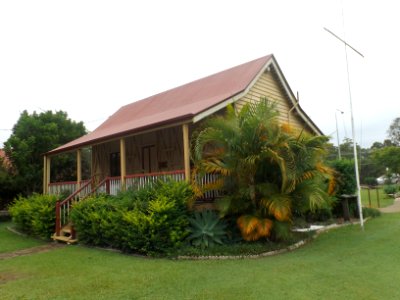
[
  {"left": 91, "top": 126, "right": 184, "bottom": 180},
  {"left": 235, "top": 69, "right": 309, "bottom": 132}
]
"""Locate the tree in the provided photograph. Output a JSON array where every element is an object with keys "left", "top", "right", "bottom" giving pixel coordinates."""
[
  {"left": 330, "top": 159, "right": 356, "bottom": 195},
  {"left": 4, "top": 110, "right": 87, "bottom": 195},
  {"left": 388, "top": 117, "right": 400, "bottom": 146},
  {"left": 192, "top": 99, "right": 334, "bottom": 241},
  {"left": 371, "top": 141, "right": 384, "bottom": 150},
  {"left": 372, "top": 146, "right": 400, "bottom": 175}
]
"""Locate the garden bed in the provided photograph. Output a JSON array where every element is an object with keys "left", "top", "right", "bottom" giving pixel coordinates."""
[{"left": 177, "top": 220, "right": 366, "bottom": 260}]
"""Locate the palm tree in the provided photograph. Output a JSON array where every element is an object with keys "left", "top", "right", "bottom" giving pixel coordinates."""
[{"left": 192, "top": 98, "right": 334, "bottom": 241}]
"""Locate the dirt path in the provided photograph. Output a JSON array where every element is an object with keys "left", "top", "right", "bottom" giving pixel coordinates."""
[
  {"left": 0, "top": 243, "right": 65, "bottom": 260},
  {"left": 378, "top": 197, "right": 400, "bottom": 213}
]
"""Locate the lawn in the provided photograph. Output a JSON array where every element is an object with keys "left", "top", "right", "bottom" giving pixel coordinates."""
[
  {"left": 361, "top": 186, "right": 394, "bottom": 208},
  {"left": 0, "top": 222, "right": 45, "bottom": 253},
  {"left": 1, "top": 214, "right": 400, "bottom": 299}
]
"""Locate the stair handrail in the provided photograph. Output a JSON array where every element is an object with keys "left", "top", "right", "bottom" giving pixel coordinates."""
[
  {"left": 55, "top": 179, "right": 93, "bottom": 236},
  {"left": 90, "top": 177, "right": 110, "bottom": 195}
]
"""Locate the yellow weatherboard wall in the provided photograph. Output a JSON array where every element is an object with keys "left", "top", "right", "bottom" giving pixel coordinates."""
[{"left": 236, "top": 69, "right": 309, "bottom": 133}]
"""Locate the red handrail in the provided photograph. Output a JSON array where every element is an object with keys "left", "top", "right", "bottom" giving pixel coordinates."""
[
  {"left": 54, "top": 170, "right": 187, "bottom": 236},
  {"left": 59, "top": 180, "right": 93, "bottom": 206},
  {"left": 90, "top": 177, "right": 109, "bottom": 196},
  {"left": 55, "top": 179, "right": 93, "bottom": 236}
]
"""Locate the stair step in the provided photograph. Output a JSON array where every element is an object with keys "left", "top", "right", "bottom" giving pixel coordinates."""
[
  {"left": 52, "top": 234, "right": 78, "bottom": 244},
  {"left": 62, "top": 227, "right": 72, "bottom": 234}
]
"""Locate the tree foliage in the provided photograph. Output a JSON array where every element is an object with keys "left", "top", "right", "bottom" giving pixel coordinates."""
[
  {"left": 0, "top": 161, "right": 18, "bottom": 209},
  {"left": 4, "top": 110, "right": 87, "bottom": 195},
  {"left": 192, "top": 99, "right": 334, "bottom": 241},
  {"left": 388, "top": 117, "right": 400, "bottom": 146},
  {"left": 372, "top": 146, "right": 400, "bottom": 174},
  {"left": 329, "top": 159, "right": 356, "bottom": 195}
]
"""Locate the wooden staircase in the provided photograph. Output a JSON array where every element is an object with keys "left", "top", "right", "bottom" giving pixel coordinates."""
[
  {"left": 52, "top": 178, "right": 108, "bottom": 244},
  {"left": 52, "top": 223, "right": 77, "bottom": 244},
  {"left": 52, "top": 180, "right": 93, "bottom": 244}
]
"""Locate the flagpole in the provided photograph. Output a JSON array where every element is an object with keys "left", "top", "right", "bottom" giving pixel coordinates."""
[{"left": 324, "top": 27, "right": 364, "bottom": 229}]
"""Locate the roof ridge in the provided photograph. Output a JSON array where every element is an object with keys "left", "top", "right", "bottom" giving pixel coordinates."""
[
  {"left": 48, "top": 54, "right": 284, "bottom": 154},
  {"left": 120, "top": 54, "right": 273, "bottom": 110}
]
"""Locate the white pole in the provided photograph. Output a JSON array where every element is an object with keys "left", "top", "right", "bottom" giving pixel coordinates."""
[
  {"left": 335, "top": 110, "right": 343, "bottom": 160},
  {"left": 343, "top": 42, "right": 364, "bottom": 229},
  {"left": 324, "top": 27, "right": 364, "bottom": 229}
]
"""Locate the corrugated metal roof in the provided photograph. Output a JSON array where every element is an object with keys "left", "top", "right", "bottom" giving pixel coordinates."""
[{"left": 48, "top": 55, "right": 273, "bottom": 155}]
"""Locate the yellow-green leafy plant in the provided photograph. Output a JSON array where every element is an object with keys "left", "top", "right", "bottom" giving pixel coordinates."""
[{"left": 192, "top": 98, "right": 335, "bottom": 241}]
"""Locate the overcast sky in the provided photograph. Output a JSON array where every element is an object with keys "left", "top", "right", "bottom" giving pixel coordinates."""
[{"left": 0, "top": 0, "right": 398, "bottom": 148}]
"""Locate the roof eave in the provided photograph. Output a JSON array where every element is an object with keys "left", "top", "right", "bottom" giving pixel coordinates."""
[
  {"left": 269, "top": 56, "right": 324, "bottom": 136},
  {"left": 45, "top": 114, "right": 194, "bottom": 156}
]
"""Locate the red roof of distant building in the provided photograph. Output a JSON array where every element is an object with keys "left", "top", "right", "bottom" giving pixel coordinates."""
[{"left": 0, "top": 149, "right": 11, "bottom": 170}]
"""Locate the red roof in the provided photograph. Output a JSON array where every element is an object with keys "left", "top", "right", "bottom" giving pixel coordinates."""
[
  {"left": 47, "top": 54, "right": 322, "bottom": 155},
  {"left": 48, "top": 55, "right": 274, "bottom": 154},
  {"left": 0, "top": 149, "right": 11, "bottom": 170}
]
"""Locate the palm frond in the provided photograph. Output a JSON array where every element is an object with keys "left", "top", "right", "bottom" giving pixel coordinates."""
[
  {"left": 261, "top": 193, "right": 292, "bottom": 222},
  {"left": 237, "top": 215, "right": 259, "bottom": 240},
  {"left": 256, "top": 218, "right": 273, "bottom": 237},
  {"left": 237, "top": 215, "right": 273, "bottom": 241}
]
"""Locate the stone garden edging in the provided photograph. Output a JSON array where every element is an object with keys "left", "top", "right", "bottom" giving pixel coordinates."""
[{"left": 177, "top": 219, "right": 369, "bottom": 260}]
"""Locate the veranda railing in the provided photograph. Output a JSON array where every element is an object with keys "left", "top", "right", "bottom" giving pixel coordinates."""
[
  {"left": 52, "top": 170, "right": 221, "bottom": 236},
  {"left": 48, "top": 180, "right": 90, "bottom": 196}
]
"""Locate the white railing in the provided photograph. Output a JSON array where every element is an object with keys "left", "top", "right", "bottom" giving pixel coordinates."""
[
  {"left": 109, "top": 177, "right": 121, "bottom": 195},
  {"left": 49, "top": 180, "right": 90, "bottom": 196},
  {"left": 49, "top": 170, "right": 220, "bottom": 200},
  {"left": 195, "top": 173, "right": 221, "bottom": 199},
  {"left": 52, "top": 170, "right": 222, "bottom": 237},
  {"left": 125, "top": 170, "right": 185, "bottom": 191}
]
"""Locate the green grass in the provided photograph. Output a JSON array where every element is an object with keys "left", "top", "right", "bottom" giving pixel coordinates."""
[
  {"left": 0, "top": 222, "right": 45, "bottom": 253},
  {"left": 361, "top": 186, "right": 394, "bottom": 208},
  {"left": 1, "top": 214, "right": 400, "bottom": 299}
]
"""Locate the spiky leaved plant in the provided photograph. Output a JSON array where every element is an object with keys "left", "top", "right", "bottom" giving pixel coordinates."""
[{"left": 188, "top": 210, "right": 227, "bottom": 249}]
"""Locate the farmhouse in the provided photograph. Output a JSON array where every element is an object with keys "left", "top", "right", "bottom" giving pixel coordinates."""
[{"left": 45, "top": 54, "right": 322, "bottom": 242}]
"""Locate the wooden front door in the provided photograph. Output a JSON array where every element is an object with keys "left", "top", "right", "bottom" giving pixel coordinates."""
[{"left": 142, "top": 145, "right": 156, "bottom": 173}]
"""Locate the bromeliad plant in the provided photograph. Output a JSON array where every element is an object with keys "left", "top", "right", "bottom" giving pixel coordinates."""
[{"left": 192, "top": 98, "right": 335, "bottom": 241}]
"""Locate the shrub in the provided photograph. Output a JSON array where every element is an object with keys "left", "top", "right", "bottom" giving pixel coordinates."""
[
  {"left": 364, "top": 177, "right": 377, "bottom": 186},
  {"left": 305, "top": 207, "right": 333, "bottom": 222},
  {"left": 70, "top": 194, "right": 119, "bottom": 247},
  {"left": 384, "top": 185, "right": 397, "bottom": 195},
  {"left": 188, "top": 210, "right": 227, "bottom": 249},
  {"left": 330, "top": 159, "right": 356, "bottom": 196},
  {"left": 270, "top": 220, "right": 292, "bottom": 242},
  {"left": 146, "top": 193, "right": 190, "bottom": 253},
  {"left": 362, "top": 207, "right": 381, "bottom": 218},
  {"left": 9, "top": 194, "right": 58, "bottom": 239},
  {"left": 71, "top": 180, "right": 194, "bottom": 255}
]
